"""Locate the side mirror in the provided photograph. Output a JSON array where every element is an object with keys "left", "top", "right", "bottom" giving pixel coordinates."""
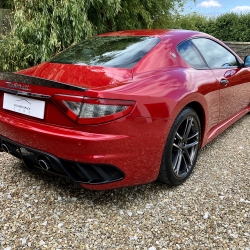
[{"left": 244, "top": 55, "right": 250, "bottom": 67}]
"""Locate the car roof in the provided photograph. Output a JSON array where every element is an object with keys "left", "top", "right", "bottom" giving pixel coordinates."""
[{"left": 98, "top": 29, "right": 205, "bottom": 39}]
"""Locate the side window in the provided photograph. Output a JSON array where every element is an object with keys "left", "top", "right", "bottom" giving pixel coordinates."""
[
  {"left": 192, "top": 38, "right": 238, "bottom": 68},
  {"left": 177, "top": 40, "right": 208, "bottom": 69}
]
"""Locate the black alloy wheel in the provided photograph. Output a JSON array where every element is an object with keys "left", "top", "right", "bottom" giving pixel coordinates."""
[{"left": 158, "top": 107, "right": 201, "bottom": 186}]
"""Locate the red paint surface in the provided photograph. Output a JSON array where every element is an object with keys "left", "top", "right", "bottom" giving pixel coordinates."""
[{"left": 0, "top": 29, "right": 250, "bottom": 190}]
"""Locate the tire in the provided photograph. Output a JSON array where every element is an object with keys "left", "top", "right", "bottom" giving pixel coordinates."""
[{"left": 157, "top": 107, "right": 201, "bottom": 186}]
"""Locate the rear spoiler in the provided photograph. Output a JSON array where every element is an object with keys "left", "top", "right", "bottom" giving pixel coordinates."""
[{"left": 0, "top": 72, "right": 87, "bottom": 92}]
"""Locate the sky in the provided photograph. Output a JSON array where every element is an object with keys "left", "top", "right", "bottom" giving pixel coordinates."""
[{"left": 183, "top": 0, "right": 250, "bottom": 16}]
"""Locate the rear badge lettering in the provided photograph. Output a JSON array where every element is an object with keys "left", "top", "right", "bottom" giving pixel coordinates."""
[{"left": 6, "top": 81, "right": 31, "bottom": 91}]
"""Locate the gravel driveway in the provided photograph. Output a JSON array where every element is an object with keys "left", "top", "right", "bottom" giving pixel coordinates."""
[{"left": 0, "top": 115, "right": 250, "bottom": 250}]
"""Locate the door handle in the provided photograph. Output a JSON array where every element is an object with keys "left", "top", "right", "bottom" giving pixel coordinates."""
[{"left": 220, "top": 79, "right": 229, "bottom": 85}]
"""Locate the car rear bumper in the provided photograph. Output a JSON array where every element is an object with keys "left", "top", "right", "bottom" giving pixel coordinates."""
[
  {"left": 0, "top": 111, "right": 167, "bottom": 190},
  {"left": 0, "top": 136, "right": 125, "bottom": 186}
]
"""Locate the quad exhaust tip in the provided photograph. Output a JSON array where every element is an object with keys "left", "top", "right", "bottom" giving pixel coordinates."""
[
  {"left": 37, "top": 155, "right": 52, "bottom": 171},
  {"left": 1, "top": 141, "right": 10, "bottom": 153}
]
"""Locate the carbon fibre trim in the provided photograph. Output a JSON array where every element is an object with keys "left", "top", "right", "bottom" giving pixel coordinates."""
[
  {"left": 0, "top": 72, "right": 87, "bottom": 91},
  {"left": 0, "top": 87, "right": 51, "bottom": 98}
]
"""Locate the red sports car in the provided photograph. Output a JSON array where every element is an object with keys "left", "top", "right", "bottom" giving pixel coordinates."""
[{"left": 0, "top": 29, "right": 250, "bottom": 190}]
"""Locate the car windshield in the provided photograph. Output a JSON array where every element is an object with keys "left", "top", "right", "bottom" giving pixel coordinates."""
[{"left": 50, "top": 36, "right": 160, "bottom": 68}]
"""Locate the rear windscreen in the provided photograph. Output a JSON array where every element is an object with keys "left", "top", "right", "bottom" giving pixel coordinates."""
[{"left": 50, "top": 36, "right": 161, "bottom": 68}]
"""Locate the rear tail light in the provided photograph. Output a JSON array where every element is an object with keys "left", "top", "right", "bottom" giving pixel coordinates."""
[
  {"left": 52, "top": 95, "right": 135, "bottom": 125},
  {"left": 52, "top": 94, "right": 84, "bottom": 121}
]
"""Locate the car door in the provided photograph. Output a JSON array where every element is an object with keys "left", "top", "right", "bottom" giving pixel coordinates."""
[
  {"left": 177, "top": 39, "right": 220, "bottom": 129},
  {"left": 192, "top": 38, "right": 250, "bottom": 122}
]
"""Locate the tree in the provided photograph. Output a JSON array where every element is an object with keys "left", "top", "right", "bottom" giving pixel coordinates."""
[
  {"left": 0, "top": 0, "right": 192, "bottom": 72},
  {"left": 170, "top": 12, "right": 211, "bottom": 31},
  {"left": 88, "top": 0, "right": 190, "bottom": 32},
  {"left": 211, "top": 13, "right": 250, "bottom": 42},
  {"left": 170, "top": 12, "right": 250, "bottom": 42}
]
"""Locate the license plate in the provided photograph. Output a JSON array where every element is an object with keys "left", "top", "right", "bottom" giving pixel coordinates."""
[{"left": 3, "top": 93, "right": 45, "bottom": 119}]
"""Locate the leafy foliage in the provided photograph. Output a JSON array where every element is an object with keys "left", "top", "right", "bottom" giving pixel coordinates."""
[
  {"left": 170, "top": 12, "right": 213, "bottom": 33},
  {"left": 0, "top": 0, "right": 191, "bottom": 72},
  {"left": 211, "top": 13, "right": 250, "bottom": 42},
  {"left": 1, "top": 0, "right": 13, "bottom": 9},
  {"left": 1, "top": 0, "right": 94, "bottom": 71},
  {"left": 91, "top": 0, "right": 189, "bottom": 31},
  {"left": 172, "top": 12, "right": 250, "bottom": 42}
]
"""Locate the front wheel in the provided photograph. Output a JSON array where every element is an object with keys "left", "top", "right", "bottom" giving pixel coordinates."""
[{"left": 158, "top": 107, "right": 201, "bottom": 186}]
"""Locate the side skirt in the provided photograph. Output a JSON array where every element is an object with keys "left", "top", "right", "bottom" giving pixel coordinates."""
[{"left": 205, "top": 105, "right": 250, "bottom": 145}]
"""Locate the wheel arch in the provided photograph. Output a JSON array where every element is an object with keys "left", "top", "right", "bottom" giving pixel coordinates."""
[{"left": 184, "top": 101, "right": 206, "bottom": 148}]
